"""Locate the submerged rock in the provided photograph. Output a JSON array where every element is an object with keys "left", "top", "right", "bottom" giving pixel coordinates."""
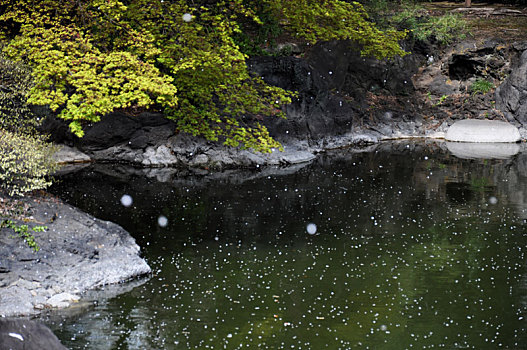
[
  {"left": 0, "top": 195, "right": 151, "bottom": 317},
  {"left": 445, "top": 119, "right": 521, "bottom": 142},
  {"left": 0, "top": 319, "right": 67, "bottom": 350}
]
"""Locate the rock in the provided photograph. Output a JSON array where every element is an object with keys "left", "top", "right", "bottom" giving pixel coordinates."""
[
  {"left": 45, "top": 292, "right": 80, "bottom": 309},
  {"left": 189, "top": 154, "right": 209, "bottom": 167},
  {"left": 496, "top": 49, "right": 527, "bottom": 126},
  {"left": 0, "top": 319, "right": 67, "bottom": 350},
  {"left": 141, "top": 145, "right": 178, "bottom": 166},
  {"left": 446, "top": 142, "right": 520, "bottom": 159},
  {"left": 447, "top": 39, "right": 508, "bottom": 81},
  {"left": 445, "top": 119, "right": 521, "bottom": 142},
  {"left": 52, "top": 145, "right": 91, "bottom": 164},
  {"left": 0, "top": 195, "right": 151, "bottom": 317}
]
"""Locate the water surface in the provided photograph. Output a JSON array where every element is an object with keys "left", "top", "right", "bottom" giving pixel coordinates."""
[{"left": 44, "top": 141, "right": 527, "bottom": 349}]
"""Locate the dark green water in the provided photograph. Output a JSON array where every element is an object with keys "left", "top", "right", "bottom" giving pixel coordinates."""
[{"left": 45, "top": 142, "right": 527, "bottom": 349}]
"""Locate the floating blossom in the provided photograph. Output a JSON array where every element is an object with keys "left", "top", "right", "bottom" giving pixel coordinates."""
[
  {"left": 158, "top": 215, "right": 168, "bottom": 227},
  {"left": 120, "top": 194, "right": 133, "bottom": 207}
]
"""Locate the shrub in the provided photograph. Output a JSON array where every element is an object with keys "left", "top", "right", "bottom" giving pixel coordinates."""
[
  {"left": 0, "top": 219, "right": 44, "bottom": 252},
  {"left": 0, "top": 55, "right": 57, "bottom": 197},
  {"left": 391, "top": 3, "right": 467, "bottom": 45},
  {"left": 0, "top": 54, "right": 40, "bottom": 134},
  {"left": 0, "top": 130, "right": 57, "bottom": 197}
]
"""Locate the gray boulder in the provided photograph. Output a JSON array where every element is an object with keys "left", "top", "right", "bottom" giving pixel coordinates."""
[
  {"left": 0, "top": 196, "right": 151, "bottom": 317},
  {"left": 52, "top": 145, "right": 91, "bottom": 164}
]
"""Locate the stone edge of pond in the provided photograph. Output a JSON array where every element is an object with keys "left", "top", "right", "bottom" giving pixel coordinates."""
[
  {"left": 51, "top": 124, "right": 451, "bottom": 170},
  {"left": 0, "top": 195, "right": 151, "bottom": 317}
]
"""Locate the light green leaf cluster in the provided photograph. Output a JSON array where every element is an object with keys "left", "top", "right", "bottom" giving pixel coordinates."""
[
  {"left": 4, "top": 23, "right": 177, "bottom": 136},
  {"left": 0, "top": 55, "right": 57, "bottom": 197},
  {"left": 0, "top": 219, "right": 44, "bottom": 252},
  {"left": 391, "top": 4, "right": 467, "bottom": 45},
  {"left": 264, "top": 0, "right": 407, "bottom": 59},
  {"left": 0, "top": 129, "right": 57, "bottom": 197},
  {"left": 0, "top": 0, "right": 406, "bottom": 152}
]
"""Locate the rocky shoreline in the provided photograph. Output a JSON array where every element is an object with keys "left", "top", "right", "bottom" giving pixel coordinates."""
[{"left": 46, "top": 36, "right": 527, "bottom": 171}]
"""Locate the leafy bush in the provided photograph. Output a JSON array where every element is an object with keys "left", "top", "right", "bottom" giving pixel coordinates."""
[
  {"left": 233, "top": 6, "right": 284, "bottom": 57},
  {"left": 470, "top": 79, "right": 494, "bottom": 94},
  {"left": 0, "top": 54, "right": 40, "bottom": 134},
  {"left": 0, "top": 55, "right": 57, "bottom": 197},
  {"left": 391, "top": 3, "right": 467, "bottom": 45},
  {"left": 0, "top": 130, "right": 57, "bottom": 197}
]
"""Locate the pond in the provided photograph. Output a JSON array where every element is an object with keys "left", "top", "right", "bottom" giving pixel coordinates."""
[{"left": 43, "top": 141, "right": 527, "bottom": 349}]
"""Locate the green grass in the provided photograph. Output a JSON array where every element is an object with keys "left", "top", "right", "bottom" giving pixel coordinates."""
[
  {"left": 470, "top": 79, "right": 494, "bottom": 95},
  {"left": 391, "top": 3, "right": 468, "bottom": 45}
]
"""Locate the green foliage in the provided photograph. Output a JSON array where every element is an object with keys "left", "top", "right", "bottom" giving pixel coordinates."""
[
  {"left": 3, "top": 24, "right": 177, "bottom": 137},
  {"left": 232, "top": 5, "right": 284, "bottom": 57},
  {"left": 0, "top": 130, "right": 57, "bottom": 197},
  {"left": 391, "top": 3, "right": 467, "bottom": 45},
  {"left": 0, "top": 0, "right": 407, "bottom": 152},
  {"left": 0, "top": 54, "right": 40, "bottom": 134},
  {"left": 0, "top": 219, "right": 45, "bottom": 252},
  {"left": 470, "top": 79, "right": 494, "bottom": 95},
  {"left": 0, "top": 55, "right": 57, "bottom": 197},
  {"left": 435, "top": 94, "right": 448, "bottom": 106},
  {"left": 265, "top": 0, "right": 407, "bottom": 59}
]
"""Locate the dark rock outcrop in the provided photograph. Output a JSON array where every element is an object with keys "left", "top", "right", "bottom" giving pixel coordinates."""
[
  {"left": 412, "top": 38, "right": 527, "bottom": 130},
  {"left": 496, "top": 49, "right": 527, "bottom": 127},
  {"left": 251, "top": 39, "right": 423, "bottom": 143},
  {"left": 0, "top": 319, "right": 67, "bottom": 350}
]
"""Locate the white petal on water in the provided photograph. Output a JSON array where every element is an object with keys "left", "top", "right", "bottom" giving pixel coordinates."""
[
  {"left": 307, "top": 223, "right": 317, "bottom": 235},
  {"left": 158, "top": 215, "right": 168, "bottom": 227},
  {"left": 8, "top": 333, "right": 23, "bottom": 341},
  {"left": 120, "top": 194, "right": 133, "bottom": 207}
]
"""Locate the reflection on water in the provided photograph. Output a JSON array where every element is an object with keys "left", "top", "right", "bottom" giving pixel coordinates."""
[
  {"left": 44, "top": 141, "right": 527, "bottom": 349},
  {"left": 446, "top": 142, "right": 521, "bottom": 159}
]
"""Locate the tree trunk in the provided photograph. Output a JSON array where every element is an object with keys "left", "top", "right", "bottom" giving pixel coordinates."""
[{"left": 465, "top": 0, "right": 471, "bottom": 7}]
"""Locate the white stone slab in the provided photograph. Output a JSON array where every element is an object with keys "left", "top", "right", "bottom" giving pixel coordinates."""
[{"left": 445, "top": 119, "right": 521, "bottom": 143}]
